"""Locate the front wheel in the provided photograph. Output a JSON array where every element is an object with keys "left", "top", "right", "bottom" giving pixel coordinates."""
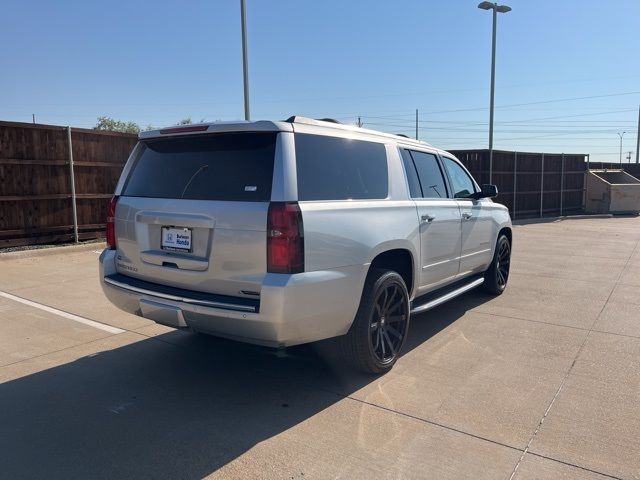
[
  {"left": 481, "top": 234, "right": 511, "bottom": 295},
  {"left": 340, "top": 269, "right": 410, "bottom": 374}
]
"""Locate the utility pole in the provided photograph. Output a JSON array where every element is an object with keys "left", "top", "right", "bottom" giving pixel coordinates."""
[
  {"left": 240, "top": 0, "right": 250, "bottom": 121},
  {"left": 636, "top": 105, "right": 639, "bottom": 164},
  {"left": 617, "top": 132, "right": 626, "bottom": 167},
  {"left": 32, "top": 114, "right": 36, "bottom": 124},
  {"left": 415, "top": 109, "right": 419, "bottom": 140}
]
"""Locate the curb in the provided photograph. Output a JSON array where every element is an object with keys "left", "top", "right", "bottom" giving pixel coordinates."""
[
  {"left": 559, "top": 214, "right": 614, "bottom": 220},
  {"left": 513, "top": 214, "right": 613, "bottom": 225},
  {"left": 0, "top": 241, "right": 106, "bottom": 260}
]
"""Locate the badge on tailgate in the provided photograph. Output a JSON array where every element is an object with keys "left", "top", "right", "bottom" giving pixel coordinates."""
[{"left": 161, "top": 227, "right": 192, "bottom": 252}]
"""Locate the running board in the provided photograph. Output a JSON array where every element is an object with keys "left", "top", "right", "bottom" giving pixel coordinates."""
[{"left": 410, "top": 277, "right": 484, "bottom": 314}]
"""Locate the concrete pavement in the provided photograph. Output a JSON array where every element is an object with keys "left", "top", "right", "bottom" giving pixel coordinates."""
[{"left": 0, "top": 216, "right": 638, "bottom": 479}]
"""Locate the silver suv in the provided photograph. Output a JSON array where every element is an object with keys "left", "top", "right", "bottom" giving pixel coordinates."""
[{"left": 100, "top": 116, "right": 512, "bottom": 373}]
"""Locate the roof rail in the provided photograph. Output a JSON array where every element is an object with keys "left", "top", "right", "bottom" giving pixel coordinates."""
[
  {"left": 316, "top": 118, "right": 342, "bottom": 124},
  {"left": 283, "top": 115, "right": 433, "bottom": 148},
  {"left": 285, "top": 116, "right": 342, "bottom": 125}
]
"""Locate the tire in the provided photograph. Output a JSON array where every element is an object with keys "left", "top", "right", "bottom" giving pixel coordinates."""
[
  {"left": 481, "top": 234, "right": 511, "bottom": 295},
  {"left": 340, "top": 268, "right": 410, "bottom": 374}
]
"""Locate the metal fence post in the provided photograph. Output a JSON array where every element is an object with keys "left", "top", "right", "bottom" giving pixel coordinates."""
[
  {"left": 67, "top": 126, "right": 79, "bottom": 243},
  {"left": 513, "top": 151, "right": 517, "bottom": 219},
  {"left": 540, "top": 153, "right": 545, "bottom": 217},
  {"left": 584, "top": 154, "right": 589, "bottom": 212},
  {"left": 560, "top": 153, "right": 565, "bottom": 216}
]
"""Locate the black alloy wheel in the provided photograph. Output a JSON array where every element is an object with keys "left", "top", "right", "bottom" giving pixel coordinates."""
[
  {"left": 481, "top": 234, "right": 511, "bottom": 295},
  {"left": 496, "top": 237, "right": 510, "bottom": 289},
  {"left": 370, "top": 282, "right": 408, "bottom": 365},
  {"left": 340, "top": 269, "right": 410, "bottom": 374}
]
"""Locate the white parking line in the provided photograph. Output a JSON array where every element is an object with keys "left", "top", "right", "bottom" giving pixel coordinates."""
[{"left": 0, "top": 290, "right": 125, "bottom": 334}]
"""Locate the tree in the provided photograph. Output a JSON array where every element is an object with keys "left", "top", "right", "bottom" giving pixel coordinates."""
[
  {"left": 94, "top": 116, "right": 141, "bottom": 134},
  {"left": 177, "top": 117, "right": 207, "bottom": 124},
  {"left": 95, "top": 116, "right": 206, "bottom": 133}
]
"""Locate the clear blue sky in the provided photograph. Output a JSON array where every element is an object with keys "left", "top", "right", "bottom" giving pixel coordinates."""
[{"left": 2, "top": 0, "right": 639, "bottom": 160}]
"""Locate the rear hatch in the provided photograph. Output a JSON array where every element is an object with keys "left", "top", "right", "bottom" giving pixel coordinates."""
[{"left": 113, "top": 131, "right": 277, "bottom": 299}]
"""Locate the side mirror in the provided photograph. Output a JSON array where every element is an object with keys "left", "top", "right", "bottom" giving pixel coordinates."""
[{"left": 472, "top": 184, "right": 498, "bottom": 199}]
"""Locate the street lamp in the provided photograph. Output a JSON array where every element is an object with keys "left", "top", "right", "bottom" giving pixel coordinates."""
[
  {"left": 478, "top": 1, "right": 511, "bottom": 184},
  {"left": 240, "top": 0, "right": 250, "bottom": 121},
  {"left": 617, "top": 132, "right": 626, "bottom": 166}
]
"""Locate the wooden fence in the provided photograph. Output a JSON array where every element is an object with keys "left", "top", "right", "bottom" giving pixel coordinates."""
[
  {"left": 0, "top": 120, "right": 136, "bottom": 247},
  {"left": 450, "top": 149, "right": 588, "bottom": 219},
  {"left": 1, "top": 120, "right": 594, "bottom": 247}
]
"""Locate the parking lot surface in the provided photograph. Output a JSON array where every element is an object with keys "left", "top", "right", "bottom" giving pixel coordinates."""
[{"left": 1, "top": 216, "right": 639, "bottom": 479}]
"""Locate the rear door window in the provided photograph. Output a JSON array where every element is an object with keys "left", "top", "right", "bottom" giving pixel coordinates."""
[
  {"left": 408, "top": 150, "right": 448, "bottom": 199},
  {"left": 295, "top": 134, "right": 388, "bottom": 201},
  {"left": 122, "top": 132, "right": 276, "bottom": 201}
]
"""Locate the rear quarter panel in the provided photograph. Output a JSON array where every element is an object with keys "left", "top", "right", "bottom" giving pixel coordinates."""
[
  {"left": 300, "top": 200, "right": 420, "bottom": 272},
  {"left": 297, "top": 142, "right": 421, "bottom": 296}
]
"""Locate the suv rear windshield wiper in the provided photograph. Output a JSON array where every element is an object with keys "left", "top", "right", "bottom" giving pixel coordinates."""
[{"left": 180, "top": 164, "right": 209, "bottom": 199}]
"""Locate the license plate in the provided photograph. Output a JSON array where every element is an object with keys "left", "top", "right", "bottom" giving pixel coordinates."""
[{"left": 161, "top": 227, "right": 192, "bottom": 252}]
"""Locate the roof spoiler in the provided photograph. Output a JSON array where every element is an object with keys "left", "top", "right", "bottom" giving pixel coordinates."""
[{"left": 285, "top": 116, "right": 342, "bottom": 125}]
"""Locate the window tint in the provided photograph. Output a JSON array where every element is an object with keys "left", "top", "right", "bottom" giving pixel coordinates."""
[
  {"left": 442, "top": 157, "right": 476, "bottom": 199},
  {"left": 400, "top": 149, "right": 422, "bottom": 197},
  {"left": 122, "top": 133, "right": 276, "bottom": 201},
  {"left": 410, "top": 151, "right": 448, "bottom": 199},
  {"left": 295, "top": 134, "right": 388, "bottom": 201}
]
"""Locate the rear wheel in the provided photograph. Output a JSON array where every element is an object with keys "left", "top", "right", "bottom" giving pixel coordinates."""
[
  {"left": 340, "top": 269, "right": 410, "bottom": 374},
  {"left": 481, "top": 234, "right": 511, "bottom": 295}
]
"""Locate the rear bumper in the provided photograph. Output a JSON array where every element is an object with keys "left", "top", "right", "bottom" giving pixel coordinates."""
[{"left": 99, "top": 249, "right": 367, "bottom": 347}]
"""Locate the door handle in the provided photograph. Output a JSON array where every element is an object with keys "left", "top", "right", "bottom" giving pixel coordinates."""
[
  {"left": 421, "top": 214, "right": 435, "bottom": 223},
  {"left": 462, "top": 213, "right": 473, "bottom": 220}
]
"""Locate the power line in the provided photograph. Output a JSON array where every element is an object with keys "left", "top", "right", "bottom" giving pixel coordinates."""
[
  {"left": 5, "top": 90, "right": 640, "bottom": 114},
  {"left": 410, "top": 91, "right": 640, "bottom": 116},
  {"left": 363, "top": 122, "right": 637, "bottom": 135},
  {"left": 362, "top": 108, "right": 637, "bottom": 125}
]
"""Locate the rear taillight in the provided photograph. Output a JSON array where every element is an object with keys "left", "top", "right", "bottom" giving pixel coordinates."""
[
  {"left": 267, "top": 202, "right": 304, "bottom": 274},
  {"left": 106, "top": 195, "right": 119, "bottom": 250}
]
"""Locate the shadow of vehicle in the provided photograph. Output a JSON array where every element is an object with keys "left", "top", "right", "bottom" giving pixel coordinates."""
[{"left": 0, "top": 291, "right": 492, "bottom": 479}]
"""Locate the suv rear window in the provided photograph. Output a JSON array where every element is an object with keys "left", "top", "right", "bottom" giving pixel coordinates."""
[
  {"left": 295, "top": 134, "right": 388, "bottom": 201},
  {"left": 122, "top": 133, "right": 276, "bottom": 201}
]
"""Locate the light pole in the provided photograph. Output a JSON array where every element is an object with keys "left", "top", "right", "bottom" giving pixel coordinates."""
[
  {"left": 617, "top": 132, "right": 625, "bottom": 166},
  {"left": 636, "top": 107, "right": 640, "bottom": 163},
  {"left": 240, "top": 0, "right": 250, "bottom": 121},
  {"left": 478, "top": 1, "right": 511, "bottom": 184}
]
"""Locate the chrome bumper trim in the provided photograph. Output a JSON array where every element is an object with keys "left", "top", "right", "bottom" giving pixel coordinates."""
[{"left": 103, "top": 276, "right": 257, "bottom": 313}]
